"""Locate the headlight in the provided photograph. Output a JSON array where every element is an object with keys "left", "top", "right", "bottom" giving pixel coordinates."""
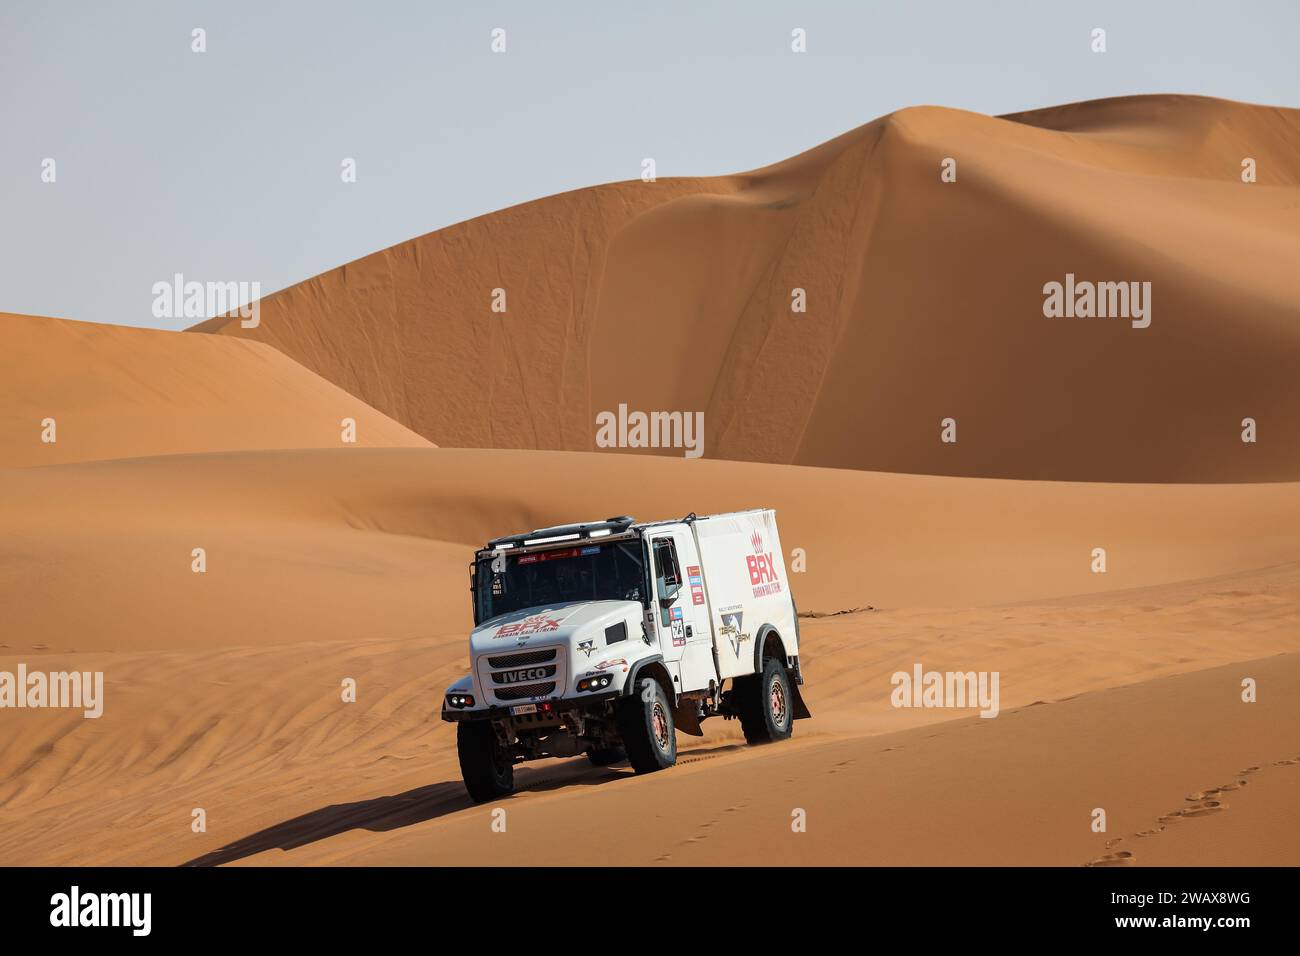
[
  {"left": 446, "top": 693, "right": 475, "bottom": 708},
  {"left": 576, "top": 675, "right": 613, "bottom": 693}
]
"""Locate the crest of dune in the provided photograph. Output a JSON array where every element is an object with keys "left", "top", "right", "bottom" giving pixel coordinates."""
[
  {"left": 0, "top": 313, "right": 432, "bottom": 467},
  {"left": 195, "top": 94, "right": 1300, "bottom": 481}
]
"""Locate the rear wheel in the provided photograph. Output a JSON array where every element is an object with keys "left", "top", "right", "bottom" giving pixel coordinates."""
[
  {"left": 585, "top": 745, "right": 626, "bottom": 767},
  {"left": 738, "top": 657, "right": 794, "bottom": 744},
  {"left": 456, "top": 720, "right": 514, "bottom": 802},
  {"left": 616, "top": 678, "right": 677, "bottom": 773}
]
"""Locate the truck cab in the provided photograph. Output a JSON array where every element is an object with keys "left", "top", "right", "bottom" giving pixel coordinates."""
[{"left": 443, "top": 511, "right": 809, "bottom": 802}]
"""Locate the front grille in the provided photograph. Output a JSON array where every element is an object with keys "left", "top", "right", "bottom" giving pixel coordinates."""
[
  {"left": 495, "top": 681, "right": 556, "bottom": 701},
  {"left": 491, "top": 664, "right": 557, "bottom": 684},
  {"left": 488, "top": 648, "right": 558, "bottom": 668}
]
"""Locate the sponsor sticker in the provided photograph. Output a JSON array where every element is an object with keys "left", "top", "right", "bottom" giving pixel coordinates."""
[
  {"left": 718, "top": 604, "right": 751, "bottom": 657},
  {"left": 495, "top": 608, "right": 575, "bottom": 640},
  {"left": 669, "top": 606, "right": 686, "bottom": 646},
  {"left": 687, "top": 564, "right": 705, "bottom": 604},
  {"left": 746, "top": 532, "right": 782, "bottom": 598},
  {"left": 517, "top": 548, "right": 580, "bottom": 566}
]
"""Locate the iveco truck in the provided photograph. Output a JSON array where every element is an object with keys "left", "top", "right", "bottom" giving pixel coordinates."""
[{"left": 441, "top": 509, "right": 811, "bottom": 801}]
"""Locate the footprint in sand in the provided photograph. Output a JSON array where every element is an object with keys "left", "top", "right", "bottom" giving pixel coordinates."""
[
  {"left": 1135, "top": 826, "right": 1165, "bottom": 838},
  {"left": 1185, "top": 789, "right": 1220, "bottom": 801},
  {"left": 1238, "top": 766, "right": 1261, "bottom": 775},
  {"left": 1181, "top": 799, "right": 1226, "bottom": 818},
  {"left": 1272, "top": 758, "right": 1297, "bottom": 767},
  {"left": 1217, "top": 779, "right": 1248, "bottom": 792},
  {"left": 1088, "top": 850, "right": 1135, "bottom": 867}
]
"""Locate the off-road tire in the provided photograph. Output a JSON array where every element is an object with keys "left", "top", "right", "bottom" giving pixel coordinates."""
[
  {"left": 457, "top": 720, "right": 514, "bottom": 802},
  {"left": 738, "top": 657, "right": 794, "bottom": 744},
  {"left": 586, "top": 746, "right": 626, "bottom": 767},
  {"left": 616, "top": 678, "right": 677, "bottom": 773}
]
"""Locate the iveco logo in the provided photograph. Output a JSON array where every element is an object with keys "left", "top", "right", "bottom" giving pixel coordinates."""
[
  {"left": 505, "top": 667, "right": 547, "bottom": 682},
  {"left": 491, "top": 663, "right": 557, "bottom": 684}
]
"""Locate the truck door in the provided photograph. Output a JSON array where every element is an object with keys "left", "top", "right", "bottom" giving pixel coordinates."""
[{"left": 647, "top": 527, "right": 715, "bottom": 694}]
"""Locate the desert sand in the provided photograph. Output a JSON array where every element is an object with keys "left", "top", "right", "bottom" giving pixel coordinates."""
[
  {"left": 2, "top": 94, "right": 1299, "bottom": 866},
  {"left": 0, "top": 313, "right": 431, "bottom": 468},
  {"left": 195, "top": 95, "right": 1300, "bottom": 481},
  {"left": 3, "top": 446, "right": 1299, "bottom": 865}
]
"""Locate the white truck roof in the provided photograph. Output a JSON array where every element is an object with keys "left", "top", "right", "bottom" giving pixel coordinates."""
[{"left": 480, "top": 510, "right": 771, "bottom": 554}]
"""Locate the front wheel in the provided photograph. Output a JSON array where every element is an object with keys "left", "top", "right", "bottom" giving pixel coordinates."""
[
  {"left": 457, "top": 720, "right": 514, "bottom": 802},
  {"left": 738, "top": 657, "right": 794, "bottom": 744},
  {"left": 615, "top": 678, "right": 677, "bottom": 773}
]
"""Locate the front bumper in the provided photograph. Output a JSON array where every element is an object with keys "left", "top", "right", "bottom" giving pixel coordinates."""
[{"left": 441, "top": 690, "right": 620, "bottom": 723}]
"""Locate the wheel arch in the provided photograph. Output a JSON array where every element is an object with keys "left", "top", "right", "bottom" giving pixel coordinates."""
[
  {"left": 623, "top": 654, "right": 674, "bottom": 703},
  {"left": 752, "top": 624, "right": 787, "bottom": 672},
  {"left": 751, "top": 625, "right": 811, "bottom": 721}
]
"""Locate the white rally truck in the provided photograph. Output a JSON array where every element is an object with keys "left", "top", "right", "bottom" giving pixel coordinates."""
[{"left": 442, "top": 509, "right": 810, "bottom": 801}]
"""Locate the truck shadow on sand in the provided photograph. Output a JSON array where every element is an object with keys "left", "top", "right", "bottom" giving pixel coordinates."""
[
  {"left": 181, "top": 743, "right": 745, "bottom": 866},
  {"left": 181, "top": 780, "right": 474, "bottom": 866}
]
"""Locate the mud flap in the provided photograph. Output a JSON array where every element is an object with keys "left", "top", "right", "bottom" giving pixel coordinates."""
[
  {"left": 790, "top": 680, "right": 812, "bottom": 721},
  {"left": 672, "top": 701, "right": 705, "bottom": 736}
]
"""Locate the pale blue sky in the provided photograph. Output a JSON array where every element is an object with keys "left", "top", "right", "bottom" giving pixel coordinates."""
[{"left": 2, "top": 0, "right": 1297, "bottom": 329}]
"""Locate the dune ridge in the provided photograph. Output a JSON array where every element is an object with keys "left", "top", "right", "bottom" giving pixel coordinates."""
[
  {"left": 195, "top": 95, "right": 1300, "bottom": 482},
  {"left": 0, "top": 313, "right": 432, "bottom": 468},
  {"left": 7, "top": 447, "right": 1300, "bottom": 659}
]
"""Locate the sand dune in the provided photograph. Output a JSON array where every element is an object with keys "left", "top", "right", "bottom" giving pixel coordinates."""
[
  {"left": 0, "top": 313, "right": 432, "bottom": 467},
  {"left": 3, "top": 505, "right": 1298, "bottom": 865},
  {"left": 196, "top": 95, "right": 1300, "bottom": 481},
  {"left": 4, "top": 95, "right": 1299, "bottom": 867},
  {"left": 6, "top": 447, "right": 1300, "bottom": 657},
  {"left": 236, "top": 652, "right": 1300, "bottom": 867},
  {"left": 2, "top": 444, "right": 1300, "bottom": 864}
]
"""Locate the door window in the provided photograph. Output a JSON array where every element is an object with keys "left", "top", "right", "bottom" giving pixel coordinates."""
[{"left": 652, "top": 537, "right": 681, "bottom": 589}]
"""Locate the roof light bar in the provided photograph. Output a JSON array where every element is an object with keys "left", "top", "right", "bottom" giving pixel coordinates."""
[{"left": 487, "top": 516, "right": 635, "bottom": 550}]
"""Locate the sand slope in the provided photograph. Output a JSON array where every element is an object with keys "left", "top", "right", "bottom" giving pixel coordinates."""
[
  {"left": 2, "top": 446, "right": 1300, "bottom": 865},
  {"left": 6, "top": 448, "right": 1300, "bottom": 657},
  {"left": 235, "top": 652, "right": 1300, "bottom": 868},
  {"left": 196, "top": 95, "right": 1300, "bottom": 481},
  {"left": 0, "top": 313, "right": 432, "bottom": 467}
]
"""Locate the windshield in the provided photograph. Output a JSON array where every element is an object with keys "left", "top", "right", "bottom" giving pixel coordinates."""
[{"left": 473, "top": 539, "right": 645, "bottom": 624}]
